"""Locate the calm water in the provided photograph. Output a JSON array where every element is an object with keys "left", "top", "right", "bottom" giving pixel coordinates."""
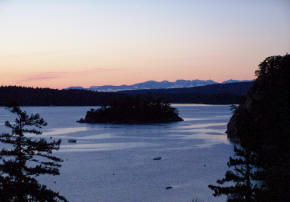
[{"left": 0, "top": 105, "right": 233, "bottom": 202}]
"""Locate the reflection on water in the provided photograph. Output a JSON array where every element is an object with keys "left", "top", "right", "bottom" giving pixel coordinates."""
[
  {"left": 183, "top": 116, "right": 228, "bottom": 121},
  {"left": 176, "top": 128, "right": 225, "bottom": 134},
  {"left": 78, "top": 133, "right": 116, "bottom": 140},
  {"left": 60, "top": 142, "right": 158, "bottom": 152},
  {"left": 182, "top": 133, "right": 228, "bottom": 144},
  {"left": 177, "top": 122, "right": 227, "bottom": 129},
  {"left": 42, "top": 127, "right": 90, "bottom": 136}
]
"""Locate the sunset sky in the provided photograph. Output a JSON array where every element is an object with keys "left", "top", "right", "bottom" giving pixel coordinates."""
[{"left": 0, "top": 0, "right": 289, "bottom": 89}]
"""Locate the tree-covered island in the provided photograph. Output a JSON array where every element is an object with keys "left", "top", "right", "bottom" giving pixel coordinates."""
[{"left": 78, "top": 96, "right": 183, "bottom": 124}]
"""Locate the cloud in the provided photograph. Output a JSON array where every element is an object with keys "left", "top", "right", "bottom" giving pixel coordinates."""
[
  {"left": 17, "top": 68, "right": 121, "bottom": 83},
  {"left": 18, "top": 72, "right": 65, "bottom": 82},
  {"left": 77, "top": 67, "right": 122, "bottom": 74}
]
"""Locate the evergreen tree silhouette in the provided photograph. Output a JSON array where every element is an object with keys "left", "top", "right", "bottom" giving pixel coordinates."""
[
  {"left": 208, "top": 145, "right": 264, "bottom": 201},
  {"left": 0, "top": 106, "right": 67, "bottom": 201},
  {"left": 209, "top": 55, "right": 290, "bottom": 201}
]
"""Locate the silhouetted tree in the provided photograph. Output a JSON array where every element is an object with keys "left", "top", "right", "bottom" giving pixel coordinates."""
[
  {"left": 208, "top": 145, "right": 264, "bottom": 202},
  {"left": 210, "top": 54, "right": 290, "bottom": 201},
  {"left": 0, "top": 106, "right": 67, "bottom": 201}
]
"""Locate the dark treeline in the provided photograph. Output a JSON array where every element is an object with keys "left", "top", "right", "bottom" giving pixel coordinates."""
[
  {"left": 121, "top": 82, "right": 252, "bottom": 104},
  {"left": 209, "top": 55, "right": 290, "bottom": 201},
  {"left": 0, "top": 86, "right": 122, "bottom": 106},
  {"left": 0, "top": 82, "right": 252, "bottom": 106}
]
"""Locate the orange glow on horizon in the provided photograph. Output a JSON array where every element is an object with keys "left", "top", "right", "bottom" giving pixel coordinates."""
[{"left": 0, "top": 1, "right": 289, "bottom": 89}]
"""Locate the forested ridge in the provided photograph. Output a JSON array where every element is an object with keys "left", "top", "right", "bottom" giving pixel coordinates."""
[
  {"left": 121, "top": 81, "right": 252, "bottom": 104},
  {"left": 0, "top": 82, "right": 252, "bottom": 106},
  {"left": 0, "top": 86, "right": 121, "bottom": 106}
]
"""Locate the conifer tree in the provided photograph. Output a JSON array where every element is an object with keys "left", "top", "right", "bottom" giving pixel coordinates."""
[
  {"left": 208, "top": 145, "right": 264, "bottom": 202},
  {"left": 210, "top": 55, "right": 290, "bottom": 201},
  {"left": 0, "top": 106, "right": 67, "bottom": 201}
]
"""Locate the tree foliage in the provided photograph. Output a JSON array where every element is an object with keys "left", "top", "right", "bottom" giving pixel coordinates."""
[
  {"left": 0, "top": 106, "right": 67, "bottom": 201},
  {"left": 209, "top": 54, "right": 290, "bottom": 201},
  {"left": 209, "top": 146, "right": 265, "bottom": 202}
]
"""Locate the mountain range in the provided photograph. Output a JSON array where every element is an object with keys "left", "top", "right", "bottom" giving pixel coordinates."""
[{"left": 67, "top": 79, "right": 251, "bottom": 92}]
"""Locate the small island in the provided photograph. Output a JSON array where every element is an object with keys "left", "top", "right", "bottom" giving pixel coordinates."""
[{"left": 78, "top": 97, "right": 183, "bottom": 124}]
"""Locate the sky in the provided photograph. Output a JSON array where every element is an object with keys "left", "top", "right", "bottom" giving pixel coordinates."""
[{"left": 0, "top": 0, "right": 289, "bottom": 89}]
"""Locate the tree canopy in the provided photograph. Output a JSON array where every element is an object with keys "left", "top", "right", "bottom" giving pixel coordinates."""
[
  {"left": 209, "top": 54, "right": 290, "bottom": 201},
  {"left": 78, "top": 96, "right": 183, "bottom": 124}
]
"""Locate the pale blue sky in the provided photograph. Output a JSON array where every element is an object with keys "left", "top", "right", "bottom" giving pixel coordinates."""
[{"left": 0, "top": 0, "right": 289, "bottom": 88}]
